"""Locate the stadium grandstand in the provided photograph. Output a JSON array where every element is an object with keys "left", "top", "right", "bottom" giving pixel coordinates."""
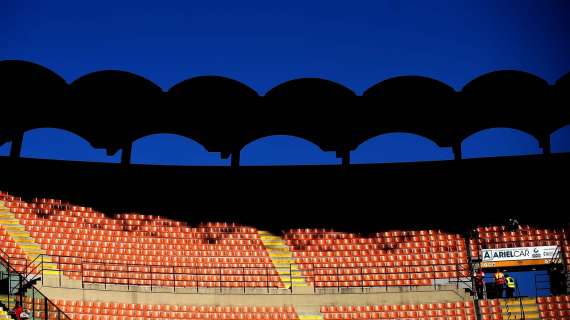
[{"left": 0, "top": 60, "right": 569, "bottom": 320}]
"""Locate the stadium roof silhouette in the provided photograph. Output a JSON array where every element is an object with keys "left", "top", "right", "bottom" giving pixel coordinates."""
[
  {"left": 0, "top": 60, "right": 568, "bottom": 233},
  {"left": 1, "top": 60, "right": 568, "bottom": 166}
]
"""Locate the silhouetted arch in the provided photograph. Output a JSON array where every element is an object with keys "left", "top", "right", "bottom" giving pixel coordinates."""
[
  {"left": 265, "top": 78, "right": 355, "bottom": 98},
  {"left": 0, "top": 60, "right": 68, "bottom": 94},
  {"left": 352, "top": 132, "right": 453, "bottom": 164},
  {"left": 0, "top": 60, "right": 568, "bottom": 166},
  {"left": 462, "top": 128, "right": 541, "bottom": 159},
  {"left": 551, "top": 72, "right": 570, "bottom": 146},
  {"left": 132, "top": 134, "right": 228, "bottom": 166},
  {"left": 69, "top": 70, "right": 164, "bottom": 161},
  {"left": 70, "top": 70, "right": 163, "bottom": 94},
  {"left": 359, "top": 76, "right": 457, "bottom": 154},
  {"left": 130, "top": 131, "right": 211, "bottom": 150},
  {"left": 165, "top": 76, "right": 260, "bottom": 166},
  {"left": 551, "top": 125, "right": 570, "bottom": 153},
  {"left": 462, "top": 70, "right": 548, "bottom": 95},
  {"left": 459, "top": 126, "right": 540, "bottom": 145},
  {"left": 168, "top": 76, "right": 258, "bottom": 98},
  {"left": 354, "top": 131, "right": 442, "bottom": 149},
  {"left": 363, "top": 76, "right": 455, "bottom": 97},
  {"left": 21, "top": 128, "right": 121, "bottom": 163},
  {"left": 0, "top": 60, "right": 69, "bottom": 152},
  {"left": 240, "top": 135, "right": 340, "bottom": 166},
  {"left": 21, "top": 126, "right": 99, "bottom": 148},
  {"left": 459, "top": 71, "right": 551, "bottom": 157}
]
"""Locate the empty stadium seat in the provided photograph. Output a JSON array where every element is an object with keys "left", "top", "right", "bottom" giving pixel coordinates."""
[
  {"left": 41, "top": 299, "right": 300, "bottom": 320},
  {"left": 473, "top": 225, "right": 567, "bottom": 257},
  {"left": 536, "top": 295, "right": 570, "bottom": 320},
  {"left": 0, "top": 192, "right": 283, "bottom": 289},
  {"left": 321, "top": 301, "right": 476, "bottom": 320},
  {"left": 284, "top": 228, "right": 470, "bottom": 287}
]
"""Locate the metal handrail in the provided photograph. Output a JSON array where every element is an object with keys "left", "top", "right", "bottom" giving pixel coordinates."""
[
  {"left": 33, "top": 250, "right": 472, "bottom": 294},
  {"left": 0, "top": 248, "right": 72, "bottom": 320}
]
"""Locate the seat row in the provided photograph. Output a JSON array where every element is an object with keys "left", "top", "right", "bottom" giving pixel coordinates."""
[
  {"left": 29, "top": 231, "right": 262, "bottom": 244},
  {"left": 320, "top": 301, "right": 475, "bottom": 320},
  {"left": 537, "top": 295, "right": 570, "bottom": 319},
  {"left": 22, "top": 298, "right": 299, "bottom": 320},
  {"left": 470, "top": 225, "right": 568, "bottom": 261}
]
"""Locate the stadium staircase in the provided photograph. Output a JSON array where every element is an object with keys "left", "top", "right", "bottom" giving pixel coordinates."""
[
  {"left": 258, "top": 230, "right": 310, "bottom": 290},
  {"left": 0, "top": 306, "right": 10, "bottom": 320},
  {"left": 500, "top": 297, "right": 540, "bottom": 320},
  {"left": 0, "top": 202, "right": 59, "bottom": 277},
  {"left": 0, "top": 249, "right": 71, "bottom": 320},
  {"left": 297, "top": 314, "right": 323, "bottom": 320}
]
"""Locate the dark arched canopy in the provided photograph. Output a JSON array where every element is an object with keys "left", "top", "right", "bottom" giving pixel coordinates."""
[
  {"left": 265, "top": 78, "right": 355, "bottom": 99},
  {"left": 69, "top": 71, "right": 164, "bottom": 154},
  {"left": 0, "top": 60, "right": 69, "bottom": 148},
  {"left": 0, "top": 60, "right": 568, "bottom": 165}
]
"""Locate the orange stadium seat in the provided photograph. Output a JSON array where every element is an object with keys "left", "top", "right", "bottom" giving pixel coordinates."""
[
  {"left": 48, "top": 299, "right": 301, "bottom": 320},
  {"left": 283, "top": 228, "right": 469, "bottom": 288},
  {"left": 0, "top": 193, "right": 283, "bottom": 289},
  {"left": 321, "top": 301, "right": 476, "bottom": 320}
]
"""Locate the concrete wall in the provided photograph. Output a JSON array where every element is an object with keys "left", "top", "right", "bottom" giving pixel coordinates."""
[{"left": 38, "top": 284, "right": 471, "bottom": 313}]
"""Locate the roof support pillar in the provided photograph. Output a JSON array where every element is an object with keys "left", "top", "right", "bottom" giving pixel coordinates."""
[
  {"left": 9, "top": 132, "right": 23, "bottom": 159},
  {"left": 121, "top": 142, "right": 132, "bottom": 165},
  {"left": 452, "top": 143, "right": 462, "bottom": 160}
]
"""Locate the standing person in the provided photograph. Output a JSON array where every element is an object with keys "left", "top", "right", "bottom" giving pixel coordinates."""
[
  {"left": 19, "top": 309, "right": 30, "bottom": 320},
  {"left": 12, "top": 302, "right": 23, "bottom": 320},
  {"left": 561, "top": 268, "right": 568, "bottom": 295},
  {"left": 505, "top": 273, "right": 516, "bottom": 298},
  {"left": 495, "top": 269, "right": 506, "bottom": 298},
  {"left": 473, "top": 268, "right": 485, "bottom": 299},
  {"left": 506, "top": 218, "right": 520, "bottom": 231},
  {"left": 551, "top": 266, "right": 568, "bottom": 295},
  {"left": 551, "top": 266, "right": 561, "bottom": 295}
]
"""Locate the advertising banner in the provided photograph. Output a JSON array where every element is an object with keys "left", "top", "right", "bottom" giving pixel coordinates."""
[{"left": 480, "top": 246, "right": 561, "bottom": 268}]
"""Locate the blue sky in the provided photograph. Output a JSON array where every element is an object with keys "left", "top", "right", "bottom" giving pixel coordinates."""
[{"left": 1, "top": 0, "right": 569, "bottom": 165}]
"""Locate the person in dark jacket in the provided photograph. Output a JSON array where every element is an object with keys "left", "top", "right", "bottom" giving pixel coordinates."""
[{"left": 473, "top": 268, "right": 485, "bottom": 299}]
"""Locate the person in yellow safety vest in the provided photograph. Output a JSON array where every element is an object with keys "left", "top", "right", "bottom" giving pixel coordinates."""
[
  {"left": 505, "top": 274, "right": 516, "bottom": 298},
  {"left": 495, "top": 269, "right": 506, "bottom": 298}
]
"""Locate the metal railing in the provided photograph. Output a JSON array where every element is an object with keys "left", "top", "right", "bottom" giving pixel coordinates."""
[
  {"left": 0, "top": 248, "right": 72, "bottom": 320},
  {"left": 22, "top": 252, "right": 472, "bottom": 294},
  {"left": 503, "top": 287, "right": 525, "bottom": 320}
]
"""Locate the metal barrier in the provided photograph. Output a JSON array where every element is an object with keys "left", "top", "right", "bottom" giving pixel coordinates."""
[
  {"left": 20, "top": 252, "right": 473, "bottom": 294},
  {"left": 0, "top": 248, "right": 71, "bottom": 320}
]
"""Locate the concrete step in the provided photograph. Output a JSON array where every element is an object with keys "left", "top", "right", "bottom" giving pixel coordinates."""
[
  {"left": 269, "top": 253, "right": 293, "bottom": 258},
  {"left": 11, "top": 237, "right": 35, "bottom": 242},
  {"left": 271, "top": 256, "right": 295, "bottom": 260},
  {"left": 0, "top": 208, "right": 63, "bottom": 278},
  {"left": 298, "top": 315, "right": 323, "bottom": 320},
  {"left": 265, "top": 246, "right": 290, "bottom": 250},
  {"left": 263, "top": 241, "right": 288, "bottom": 246},
  {"left": 280, "top": 276, "right": 307, "bottom": 282},
  {"left": 0, "top": 308, "right": 10, "bottom": 320},
  {"left": 276, "top": 270, "right": 303, "bottom": 276},
  {"left": 43, "top": 270, "right": 61, "bottom": 275},
  {"left": 501, "top": 312, "right": 540, "bottom": 320},
  {"left": 1, "top": 226, "right": 25, "bottom": 231},
  {"left": 258, "top": 230, "right": 310, "bottom": 289},
  {"left": 501, "top": 306, "right": 539, "bottom": 313}
]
